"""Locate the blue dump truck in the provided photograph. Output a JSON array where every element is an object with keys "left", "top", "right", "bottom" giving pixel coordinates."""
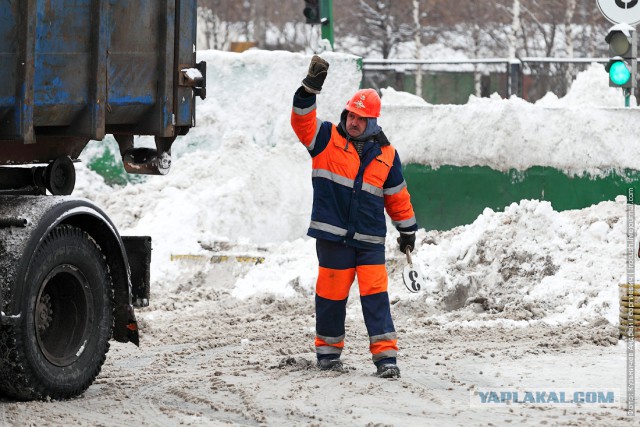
[{"left": 0, "top": 1, "right": 206, "bottom": 400}]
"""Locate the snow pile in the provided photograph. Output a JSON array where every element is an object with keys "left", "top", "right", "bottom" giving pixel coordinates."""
[
  {"left": 74, "top": 49, "right": 634, "bottom": 328},
  {"left": 416, "top": 198, "right": 624, "bottom": 326},
  {"left": 381, "top": 87, "right": 431, "bottom": 106},
  {"left": 229, "top": 198, "right": 625, "bottom": 328},
  {"left": 74, "top": 162, "right": 112, "bottom": 195},
  {"left": 535, "top": 63, "right": 636, "bottom": 108}
]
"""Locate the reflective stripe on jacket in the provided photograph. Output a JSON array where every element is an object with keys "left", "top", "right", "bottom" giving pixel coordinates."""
[{"left": 291, "top": 87, "right": 418, "bottom": 249}]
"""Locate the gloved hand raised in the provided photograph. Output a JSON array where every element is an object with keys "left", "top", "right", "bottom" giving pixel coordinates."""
[
  {"left": 302, "top": 55, "right": 329, "bottom": 94},
  {"left": 397, "top": 232, "right": 416, "bottom": 253}
]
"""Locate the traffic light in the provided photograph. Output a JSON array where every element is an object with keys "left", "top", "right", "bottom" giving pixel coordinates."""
[
  {"left": 302, "top": 0, "right": 334, "bottom": 50},
  {"left": 303, "top": 0, "right": 321, "bottom": 24},
  {"left": 605, "top": 26, "right": 637, "bottom": 88}
]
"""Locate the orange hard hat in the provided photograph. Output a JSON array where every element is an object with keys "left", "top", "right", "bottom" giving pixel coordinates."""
[{"left": 345, "top": 88, "right": 381, "bottom": 118}]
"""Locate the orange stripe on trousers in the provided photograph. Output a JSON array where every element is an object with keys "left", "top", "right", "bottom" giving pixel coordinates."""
[
  {"left": 315, "top": 337, "right": 345, "bottom": 349},
  {"left": 316, "top": 266, "right": 355, "bottom": 300},
  {"left": 370, "top": 339, "right": 398, "bottom": 355},
  {"left": 356, "top": 264, "right": 388, "bottom": 296}
]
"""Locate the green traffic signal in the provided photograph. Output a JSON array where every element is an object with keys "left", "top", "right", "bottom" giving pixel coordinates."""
[{"left": 609, "top": 60, "right": 631, "bottom": 86}]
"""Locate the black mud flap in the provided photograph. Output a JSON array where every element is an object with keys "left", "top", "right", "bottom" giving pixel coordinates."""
[
  {"left": 122, "top": 236, "right": 151, "bottom": 308},
  {"left": 113, "top": 304, "right": 140, "bottom": 347}
]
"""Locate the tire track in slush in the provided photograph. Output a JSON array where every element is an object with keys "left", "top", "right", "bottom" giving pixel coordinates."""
[
  {"left": 167, "top": 375, "right": 267, "bottom": 425},
  {"left": 104, "top": 331, "right": 261, "bottom": 425}
]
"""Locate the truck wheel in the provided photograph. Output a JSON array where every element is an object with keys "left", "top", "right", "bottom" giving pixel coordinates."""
[{"left": 0, "top": 225, "right": 113, "bottom": 400}]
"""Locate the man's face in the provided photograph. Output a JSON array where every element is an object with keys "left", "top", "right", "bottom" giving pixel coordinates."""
[{"left": 346, "top": 111, "right": 367, "bottom": 138}]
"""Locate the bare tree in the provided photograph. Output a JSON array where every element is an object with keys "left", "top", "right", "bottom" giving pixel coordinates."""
[
  {"left": 198, "top": 2, "right": 230, "bottom": 50},
  {"left": 447, "top": 1, "right": 510, "bottom": 95},
  {"left": 198, "top": 0, "right": 246, "bottom": 50},
  {"left": 509, "top": 0, "right": 522, "bottom": 59},
  {"left": 577, "top": 4, "right": 610, "bottom": 57},
  {"left": 563, "top": 0, "right": 576, "bottom": 89},
  {"left": 412, "top": 0, "right": 429, "bottom": 96},
  {"left": 350, "top": 0, "right": 416, "bottom": 59}
]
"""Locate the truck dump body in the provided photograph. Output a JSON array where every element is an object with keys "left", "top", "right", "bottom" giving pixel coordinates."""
[
  {"left": 0, "top": 0, "right": 205, "bottom": 400},
  {"left": 0, "top": 0, "right": 204, "bottom": 165}
]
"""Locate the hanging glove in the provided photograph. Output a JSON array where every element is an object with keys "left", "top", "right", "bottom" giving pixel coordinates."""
[
  {"left": 397, "top": 232, "right": 416, "bottom": 253},
  {"left": 302, "top": 55, "right": 329, "bottom": 94}
]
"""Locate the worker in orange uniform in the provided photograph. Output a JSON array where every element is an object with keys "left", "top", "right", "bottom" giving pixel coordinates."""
[{"left": 291, "top": 55, "right": 418, "bottom": 378}]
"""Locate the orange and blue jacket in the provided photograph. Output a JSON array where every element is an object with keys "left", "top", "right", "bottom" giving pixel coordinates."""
[{"left": 291, "top": 87, "right": 418, "bottom": 249}]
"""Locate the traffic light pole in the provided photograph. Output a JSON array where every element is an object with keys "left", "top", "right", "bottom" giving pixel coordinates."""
[
  {"left": 320, "top": 0, "right": 334, "bottom": 49},
  {"left": 626, "top": 88, "right": 631, "bottom": 108}
]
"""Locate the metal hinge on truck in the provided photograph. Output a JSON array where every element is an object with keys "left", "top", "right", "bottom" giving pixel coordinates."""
[{"left": 179, "top": 61, "right": 207, "bottom": 100}]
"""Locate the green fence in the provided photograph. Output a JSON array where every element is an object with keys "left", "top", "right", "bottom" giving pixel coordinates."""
[
  {"left": 404, "top": 164, "right": 637, "bottom": 231},
  {"left": 363, "top": 71, "right": 509, "bottom": 105}
]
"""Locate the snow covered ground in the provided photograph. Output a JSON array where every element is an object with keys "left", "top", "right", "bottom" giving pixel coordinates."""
[{"left": 3, "top": 50, "right": 640, "bottom": 425}]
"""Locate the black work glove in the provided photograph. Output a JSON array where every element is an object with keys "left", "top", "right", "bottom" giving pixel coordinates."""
[
  {"left": 398, "top": 232, "right": 416, "bottom": 253},
  {"left": 302, "top": 55, "right": 329, "bottom": 94}
]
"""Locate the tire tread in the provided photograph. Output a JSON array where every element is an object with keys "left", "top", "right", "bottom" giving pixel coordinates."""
[{"left": 0, "top": 225, "right": 113, "bottom": 400}]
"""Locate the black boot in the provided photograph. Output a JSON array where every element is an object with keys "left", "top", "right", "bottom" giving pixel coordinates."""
[
  {"left": 317, "top": 358, "right": 344, "bottom": 371},
  {"left": 376, "top": 363, "right": 400, "bottom": 378}
]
